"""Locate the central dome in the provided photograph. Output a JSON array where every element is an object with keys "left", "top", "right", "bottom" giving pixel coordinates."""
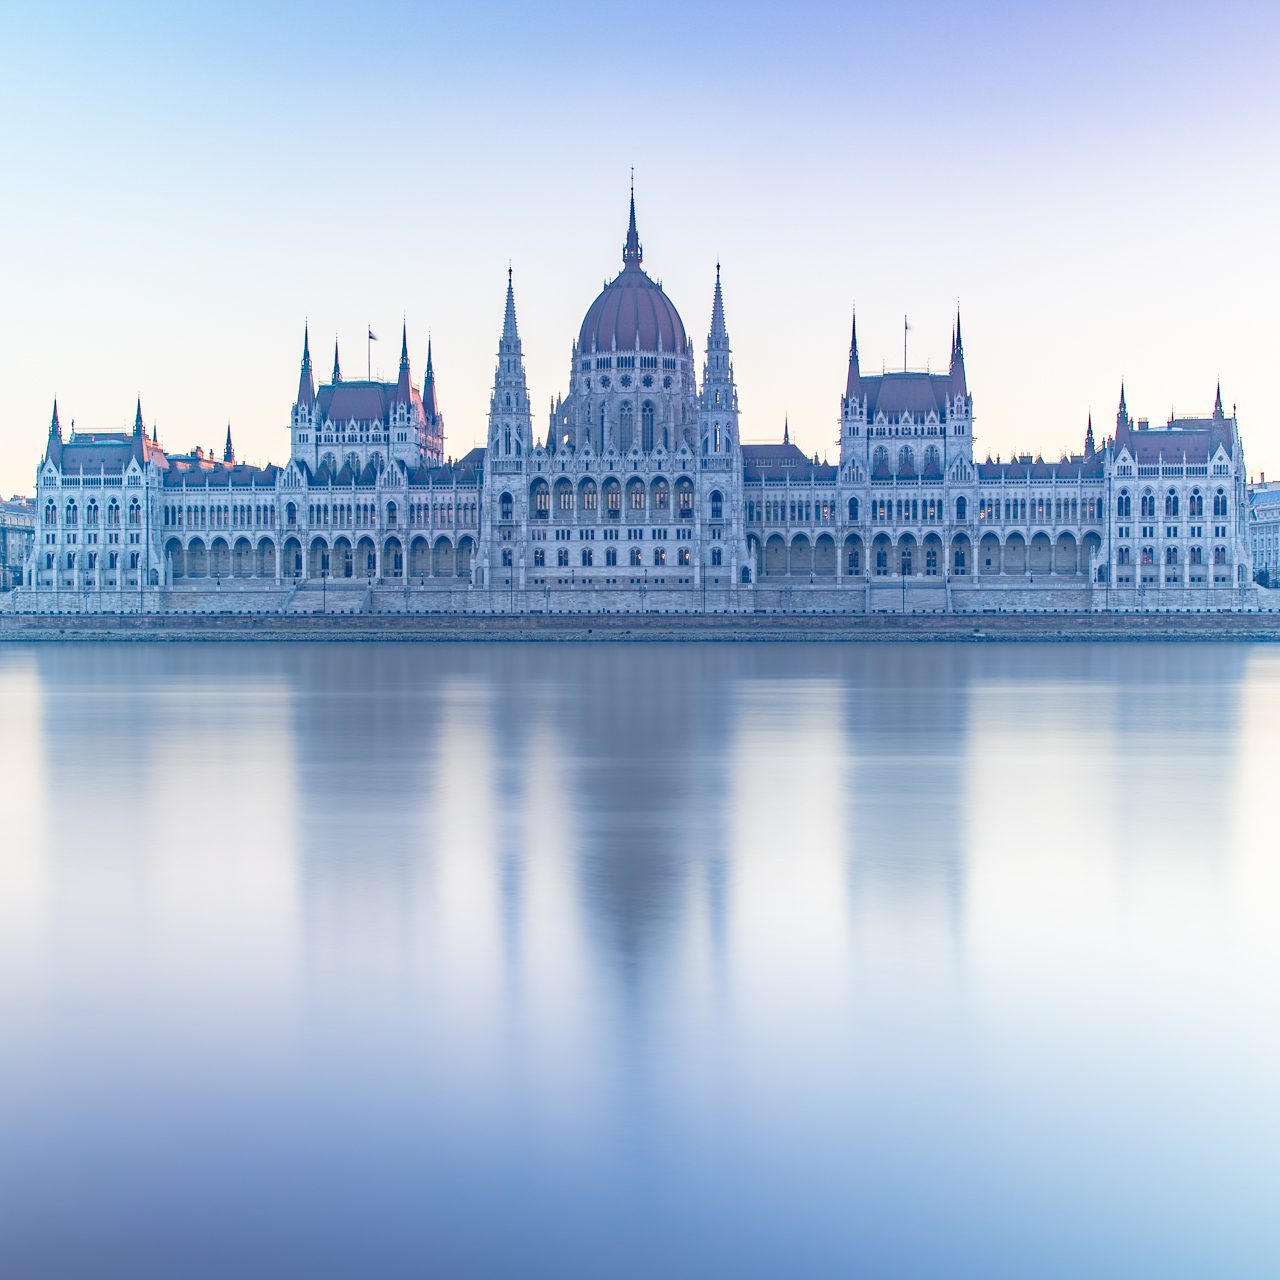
[{"left": 576, "top": 194, "right": 687, "bottom": 355}]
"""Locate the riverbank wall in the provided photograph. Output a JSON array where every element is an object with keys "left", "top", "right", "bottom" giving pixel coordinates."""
[{"left": 2, "top": 611, "right": 1279, "bottom": 642}]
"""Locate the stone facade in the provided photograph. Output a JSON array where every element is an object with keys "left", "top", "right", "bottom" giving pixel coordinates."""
[
  {"left": 0, "top": 498, "right": 35, "bottom": 592},
  {"left": 1249, "top": 479, "right": 1280, "bottom": 587},
  {"left": 12, "top": 196, "right": 1256, "bottom": 615}
]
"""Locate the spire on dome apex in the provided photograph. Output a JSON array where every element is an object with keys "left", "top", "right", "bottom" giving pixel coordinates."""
[{"left": 622, "top": 176, "right": 642, "bottom": 267}]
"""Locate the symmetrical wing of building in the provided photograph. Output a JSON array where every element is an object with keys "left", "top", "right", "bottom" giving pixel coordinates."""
[{"left": 13, "top": 195, "right": 1256, "bottom": 613}]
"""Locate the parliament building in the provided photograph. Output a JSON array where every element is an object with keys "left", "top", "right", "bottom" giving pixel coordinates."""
[{"left": 12, "top": 195, "right": 1255, "bottom": 615}]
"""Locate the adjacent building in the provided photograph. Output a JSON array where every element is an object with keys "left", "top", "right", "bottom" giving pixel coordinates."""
[
  {"left": 1249, "top": 478, "right": 1280, "bottom": 587},
  {"left": 9, "top": 195, "right": 1256, "bottom": 614},
  {"left": 0, "top": 498, "right": 35, "bottom": 592}
]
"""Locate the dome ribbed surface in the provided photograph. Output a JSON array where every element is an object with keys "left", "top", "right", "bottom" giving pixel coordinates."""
[{"left": 577, "top": 264, "right": 687, "bottom": 354}]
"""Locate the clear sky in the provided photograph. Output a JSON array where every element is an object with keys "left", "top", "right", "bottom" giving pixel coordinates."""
[{"left": 1, "top": 0, "right": 1277, "bottom": 496}]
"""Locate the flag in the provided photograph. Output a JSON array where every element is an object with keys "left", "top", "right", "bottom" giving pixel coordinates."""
[{"left": 368, "top": 328, "right": 378, "bottom": 342}]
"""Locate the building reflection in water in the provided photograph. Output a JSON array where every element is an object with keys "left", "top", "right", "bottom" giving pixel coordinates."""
[{"left": 5, "top": 639, "right": 1276, "bottom": 1277}]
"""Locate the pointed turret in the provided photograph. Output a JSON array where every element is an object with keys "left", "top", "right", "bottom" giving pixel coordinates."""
[
  {"left": 1117, "top": 381, "right": 1130, "bottom": 430},
  {"left": 44, "top": 399, "right": 63, "bottom": 464},
  {"left": 134, "top": 398, "right": 144, "bottom": 439},
  {"left": 700, "top": 263, "right": 739, "bottom": 457},
  {"left": 950, "top": 308, "right": 967, "bottom": 397},
  {"left": 622, "top": 182, "right": 642, "bottom": 268},
  {"left": 224, "top": 424, "right": 235, "bottom": 465},
  {"left": 845, "top": 310, "right": 862, "bottom": 400},
  {"left": 332, "top": 337, "right": 342, "bottom": 383},
  {"left": 783, "top": 417, "right": 790, "bottom": 445},
  {"left": 422, "top": 336, "right": 439, "bottom": 418},
  {"left": 395, "top": 321, "right": 412, "bottom": 403},
  {"left": 1084, "top": 412, "right": 1095, "bottom": 458},
  {"left": 488, "top": 268, "right": 531, "bottom": 460},
  {"left": 297, "top": 324, "right": 315, "bottom": 406},
  {"left": 151, "top": 422, "right": 158, "bottom": 447},
  {"left": 709, "top": 262, "right": 727, "bottom": 342},
  {"left": 1213, "top": 381, "right": 1225, "bottom": 420}
]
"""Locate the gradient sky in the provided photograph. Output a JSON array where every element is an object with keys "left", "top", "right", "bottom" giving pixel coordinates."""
[{"left": 1, "top": 0, "right": 1277, "bottom": 496}]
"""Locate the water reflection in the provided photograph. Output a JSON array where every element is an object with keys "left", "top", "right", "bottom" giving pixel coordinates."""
[{"left": 1, "top": 642, "right": 1277, "bottom": 1278}]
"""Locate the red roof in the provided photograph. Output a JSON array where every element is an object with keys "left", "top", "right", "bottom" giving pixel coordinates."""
[{"left": 578, "top": 263, "right": 687, "bottom": 355}]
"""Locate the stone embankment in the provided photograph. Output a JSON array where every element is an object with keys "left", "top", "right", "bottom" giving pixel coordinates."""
[{"left": 2, "top": 612, "right": 1279, "bottom": 643}]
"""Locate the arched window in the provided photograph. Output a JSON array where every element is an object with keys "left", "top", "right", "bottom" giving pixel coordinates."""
[
  {"left": 65, "top": 500, "right": 78, "bottom": 526},
  {"left": 848, "top": 497, "right": 859, "bottom": 522},
  {"left": 44, "top": 499, "right": 56, "bottom": 527},
  {"left": 1165, "top": 488, "right": 1179, "bottom": 518},
  {"left": 85, "top": 501, "right": 99, "bottom": 527},
  {"left": 618, "top": 401, "right": 633, "bottom": 451},
  {"left": 386, "top": 501, "right": 398, "bottom": 527},
  {"left": 499, "top": 492, "right": 513, "bottom": 521},
  {"left": 1189, "top": 488, "right": 1203, "bottom": 517},
  {"left": 1117, "top": 490, "right": 1131, "bottom": 519},
  {"left": 641, "top": 401, "right": 655, "bottom": 452},
  {"left": 872, "top": 446, "right": 889, "bottom": 474},
  {"left": 106, "top": 500, "right": 120, "bottom": 527},
  {"left": 710, "top": 490, "right": 723, "bottom": 520},
  {"left": 1140, "top": 491, "right": 1156, "bottom": 519},
  {"left": 955, "top": 496, "right": 967, "bottom": 521},
  {"left": 1213, "top": 489, "right": 1228, "bottom": 517}
]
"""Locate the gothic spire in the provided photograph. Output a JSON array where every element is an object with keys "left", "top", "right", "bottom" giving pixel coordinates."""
[
  {"left": 134, "top": 398, "right": 144, "bottom": 438},
  {"left": 783, "top": 417, "right": 790, "bottom": 445},
  {"left": 395, "top": 321, "right": 413, "bottom": 403},
  {"left": 1213, "top": 381, "right": 1224, "bottom": 419},
  {"left": 709, "top": 262, "right": 727, "bottom": 342},
  {"left": 622, "top": 180, "right": 642, "bottom": 268},
  {"left": 1084, "top": 412, "right": 1095, "bottom": 458},
  {"left": 1117, "top": 381, "right": 1130, "bottom": 430},
  {"left": 845, "top": 309, "right": 862, "bottom": 400},
  {"left": 949, "top": 307, "right": 967, "bottom": 396},
  {"left": 332, "top": 336, "right": 342, "bottom": 383},
  {"left": 224, "top": 424, "right": 235, "bottom": 464},
  {"left": 297, "top": 323, "right": 316, "bottom": 406},
  {"left": 45, "top": 399, "right": 63, "bottom": 464},
  {"left": 502, "top": 266, "right": 520, "bottom": 347},
  {"left": 422, "top": 335, "right": 440, "bottom": 419}
]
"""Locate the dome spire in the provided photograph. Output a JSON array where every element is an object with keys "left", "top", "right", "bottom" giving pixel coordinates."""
[{"left": 623, "top": 172, "right": 642, "bottom": 268}]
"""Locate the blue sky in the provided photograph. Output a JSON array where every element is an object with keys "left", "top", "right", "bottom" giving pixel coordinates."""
[{"left": 1, "top": 0, "right": 1277, "bottom": 493}]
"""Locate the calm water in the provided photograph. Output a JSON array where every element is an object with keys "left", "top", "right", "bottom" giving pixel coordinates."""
[{"left": 1, "top": 642, "right": 1278, "bottom": 1278}]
